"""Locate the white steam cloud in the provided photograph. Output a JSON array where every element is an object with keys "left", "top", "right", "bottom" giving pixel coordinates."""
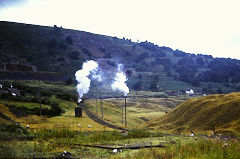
[
  {"left": 75, "top": 60, "right": 101, "bottom": 103},
  {"left": 111, "top": 64, "right": 129, "bottom": 96}
]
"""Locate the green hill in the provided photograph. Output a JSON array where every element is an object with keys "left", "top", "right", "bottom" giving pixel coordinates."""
[
  {"left": 1, "top": 21, "right": 240, "bottom": 93},
  {"left": 147, "top": 92, "right": 240, "bottom": 136}
]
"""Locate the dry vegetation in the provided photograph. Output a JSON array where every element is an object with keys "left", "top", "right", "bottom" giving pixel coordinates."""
[{"left": 147, "top": 93, "right": 240, "bottom": 136}]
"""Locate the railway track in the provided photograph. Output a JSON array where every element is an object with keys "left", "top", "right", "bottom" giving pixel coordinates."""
[{"left": 83, "top": 107, "right": 128, "bottom": 131}]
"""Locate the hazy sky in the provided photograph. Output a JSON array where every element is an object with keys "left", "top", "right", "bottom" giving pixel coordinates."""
[{"left": 0, "top": 0, "right": 240, "bottom": 59}]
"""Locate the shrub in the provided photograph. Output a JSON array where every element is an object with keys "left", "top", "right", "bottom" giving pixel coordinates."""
[
  {"left": 0, "top": 123, "right": 30, "bottom": 138},
  {"left": 49, "top": 102, "right": 65, "bottom": 116}
]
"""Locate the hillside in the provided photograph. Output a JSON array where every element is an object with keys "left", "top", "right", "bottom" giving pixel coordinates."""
[
  {"left": 147, "top": 92, "right": 240, "bottom": 135},
  {"left": 1, "top": 21, "right": 240, "bottom": 93}
]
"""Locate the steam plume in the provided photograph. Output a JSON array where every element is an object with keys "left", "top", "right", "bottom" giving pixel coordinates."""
[
  {"left": 75, "top": 60, "right": 101, "bottom": 102},
  {"left": 111, "top": 64, "right": 129, "bottom": 96}
]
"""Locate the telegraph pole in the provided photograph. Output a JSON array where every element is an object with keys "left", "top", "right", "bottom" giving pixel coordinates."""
[
  {"left": 38, "top": 80, "right": 42, "bottom": 116},
  {"left": 125, "top": 97, "right": 127, "bottom": 127},
  {"left": 96, "top": 82, "right": 98, "bottom": 115}
]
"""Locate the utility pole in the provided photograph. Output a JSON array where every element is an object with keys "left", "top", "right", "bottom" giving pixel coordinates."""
[
  {"left": 96, "top": 82, "right": 98, "bottom": 115},
  {"left": 101, "top": 97, "right": 103, "bottom": 119},
  {"left": 38, "top": 80, "right": 42, "bottom": 116},
  {"left": 125, "top": 97, "right": 127, "bottom": 127},
  {"left": 121, "top": 101, "right": 124, "bottom": 124}
]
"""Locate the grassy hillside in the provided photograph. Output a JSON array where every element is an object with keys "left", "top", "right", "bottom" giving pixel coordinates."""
[
  {"left": 1, "top": 21, "right": 240, "bottom": 93},
  {"left": 85, "top": 97, "right": 174, "bottom": 129},
  {"left": 147, "top": 93, "right": 240, "bottom": 136}
]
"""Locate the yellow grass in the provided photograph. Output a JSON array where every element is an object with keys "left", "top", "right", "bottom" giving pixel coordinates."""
[
  {"left": 0, "top": 103, "right": 113, "bottom": 132},
  {"left": 85, "top": 97, "right": 170, "bottom": 129},
  {"left": 147, "top": 92, "right": 240, "bottom": 135}
]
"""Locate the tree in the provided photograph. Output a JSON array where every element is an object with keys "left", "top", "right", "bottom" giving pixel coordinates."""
[
  {"left": 70, "top": 51, "right": 80, "bottom": 60},
  {"left": 132, "top": 81, "right": 142, "bottom": 95},
  {"left": 217, "top": 87, "right": 222, "bottom": 94},
  {"left": 126, "top": 70, "right": 132, "bottom": 77},
  {"left": 65, "top": 78, "right": 73, "bottom": 85},
  {"left": 65, "top": 36, "right": 73, "bottom": 44},
  {"left": 47, "top": 39, "right": 57, "bottom": 48},
  {"left": 196, "top": 57, "right": 204, "bottom": 65}
]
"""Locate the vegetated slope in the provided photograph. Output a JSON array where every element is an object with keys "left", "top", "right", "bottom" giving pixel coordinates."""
[
  {"left": 1, "top": 21, "right": 240, "bottom": 93},
  {"left": 0, "top": 102, "right": 113, "bottom": 131},
  {"left": 85, "top": 97, "right": 173, "bottom": 129},
  {"left": 147, "top": 93, "right": 240, "bottom": 135}
]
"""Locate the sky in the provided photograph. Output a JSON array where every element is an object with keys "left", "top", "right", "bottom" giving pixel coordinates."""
[{"left": 0, "top": 0, "right": 240, "bottom": 59}]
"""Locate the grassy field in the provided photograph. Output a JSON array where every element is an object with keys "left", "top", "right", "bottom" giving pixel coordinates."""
[
  {"left": 1, "top": 81, "right": 240, "bottom": 158},
  {"left": 85, "top": 97, "right": 175, "bottom": 129}
]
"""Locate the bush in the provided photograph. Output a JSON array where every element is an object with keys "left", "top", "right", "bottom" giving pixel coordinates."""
[
  {"left": 49, "top": 102, "right": 65, "bottom": 116},
  {"left": 0, "top": 123, "right": 30, "bottom": 138}
]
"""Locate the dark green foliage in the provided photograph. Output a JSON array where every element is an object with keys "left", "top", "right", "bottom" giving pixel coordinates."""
[
  {"left": 56, "top": 91, "right": 76, "bottom": 101},
  {"left": 150, "top": 75, "right": 159, "bottom": 92},
  {"left": 6, "top": 101, "right": 64, "bottom": 117},
  {"left": 178, "top": 57, "right": 195, "bottom": 65},
  {"left": 103, "top": 52, "right": 111, "bottom": 58},
  {"left": 65, "top": 36, "right": 73, "bottom": 44},
  {"left": 1, "top": 21, "right": 240, "bottom": 92},
  {"left": 138, "top": 74, "right": 142, "bottom": 79},
  {"left": 58, "top": 41, "right": 67, "bottom": 49},
  {"left": 196, "top": 57, "right": 204, "bottom": 65},
  {"left": 136, "top": 52, "right": 149, "bottom": 63},
  {"left": 126, "top": 70, "right": 132, "bottom": 77},
  {"left": 139, "top": 41, "right": 158, "bottom": 52},
  {"left": 174, "top": 49, "right": 188, "bottom": 57},
  {"left": 133, "top": 81, "right": 142, "bottom": 91},
  {"left": 217, "top": 87, "right": 223, "bottom": 94},
  {"left": 53, "top": 25, "right": 61, "bottom": 33},
  {"left": 49, "top": 102, "right": 65, "bottom": 116},
  {"left": 155, "top": 58, "right": 171, "bottom": 66},
  {"left": 106, "top": 60, "right": 116, "bottom": 67},
  {"left": 82, "top": 48, "right": 92, "bottom": 57},
  {"left": 99, "top": 47, "right": 105, "bottom": 52},
  {"left": 135, "top": 65, "right": 146, "bottom": 72},
  {"left": 69, "top": 50, "right": 80, "bottom": 60},
  {"left": 65, "top": 78, "right": 73, "bottom": 85},
  {"left": 0, "top": 123, "right": 30, "bottom": 138},
  {"left": 47, "top": 39, "right": 58, "bottom": 48}
]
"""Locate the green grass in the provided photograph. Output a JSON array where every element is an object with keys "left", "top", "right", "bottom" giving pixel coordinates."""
[
  {"left": 126, "top": 138, "right": 240, "bottom": 159},
  {"left": 0, "top": 100, "right": 50, "bottom": 109},
  {"left": 34, "top": 127, "right": 76, "bottom": 140}
]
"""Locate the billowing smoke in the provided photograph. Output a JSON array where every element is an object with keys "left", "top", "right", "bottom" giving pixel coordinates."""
[
  {"left": 111, "top": 64, "right": 129, "bottom": 96},
  {"left": 75, "top": 60, "right": 101, "bottom": 102}
]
